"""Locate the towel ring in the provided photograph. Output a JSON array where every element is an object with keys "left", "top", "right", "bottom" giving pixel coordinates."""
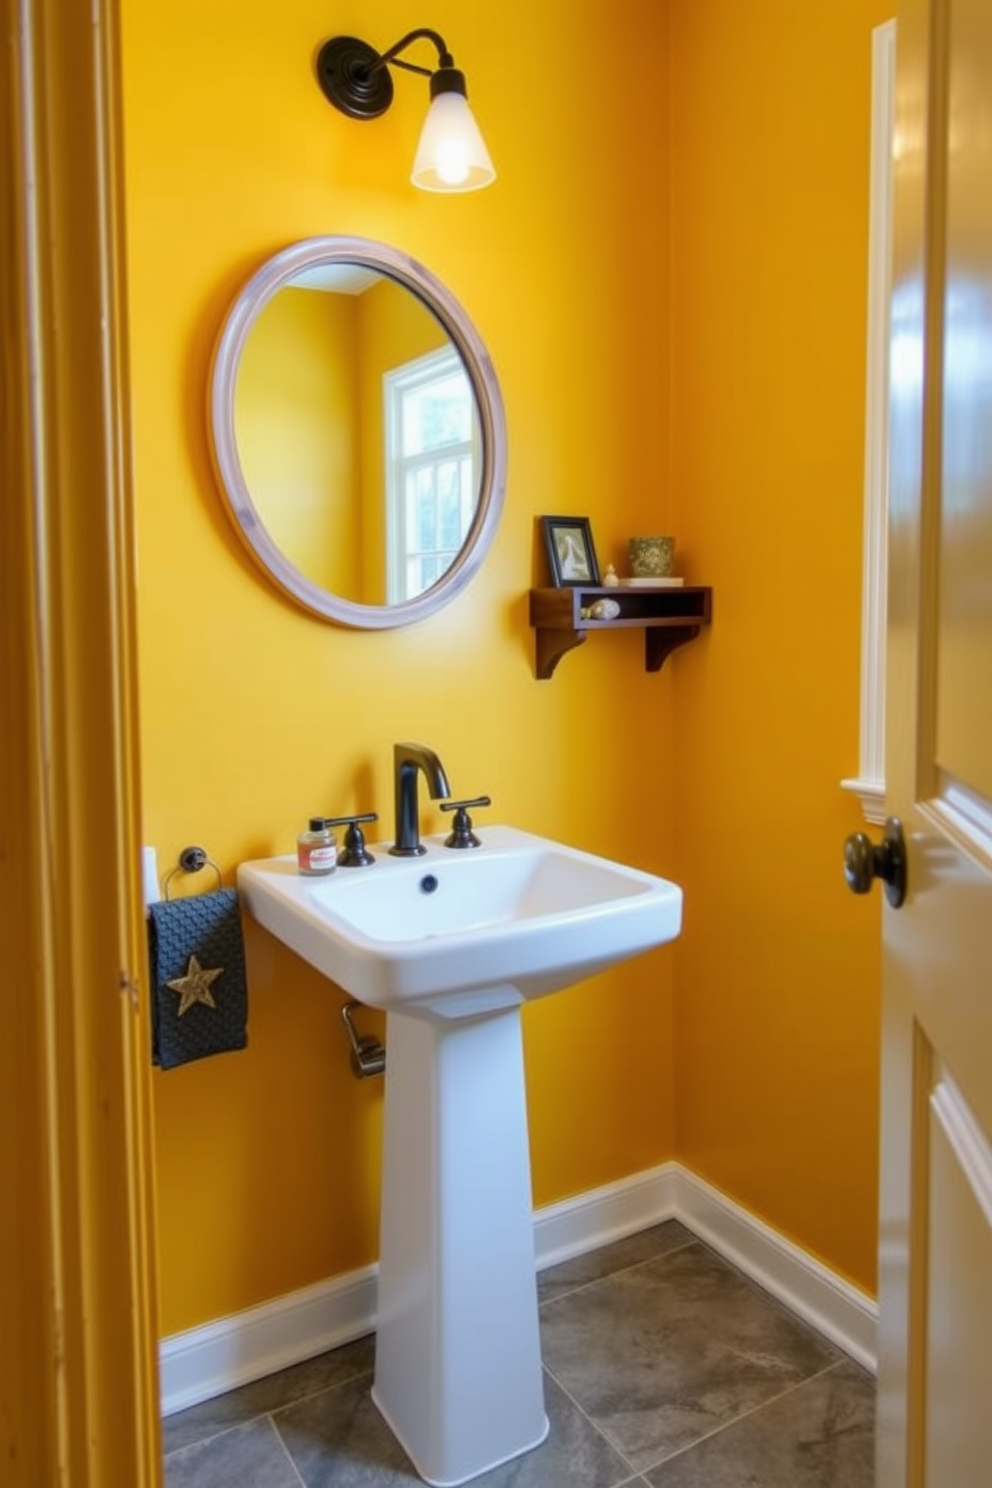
[{"left": 164, "top": 845, "right": 223, "bottom": 899}]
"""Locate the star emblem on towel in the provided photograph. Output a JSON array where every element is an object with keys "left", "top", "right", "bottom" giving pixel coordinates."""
[{"left": 167, "top": 955, "right": 223, "bottom": 1017}]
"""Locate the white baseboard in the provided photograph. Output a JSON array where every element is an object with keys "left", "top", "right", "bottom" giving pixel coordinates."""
[
  {"left": 671, "top": 1167, "right": 877, "bottom": 1372},
  {"left": 159, "top": 1262, "right": 379, "bottom": 1416},
  {"left": 532, "top": 1160, "right": 679, "bottom": 1271},
  {"left": 159, "top": 1161, "right": 877, "bottom": 1416}
]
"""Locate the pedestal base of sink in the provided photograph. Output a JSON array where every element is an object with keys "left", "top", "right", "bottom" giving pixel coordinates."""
[{"left": 373, "top": 1007, "right": 549, "bottom": 1486}]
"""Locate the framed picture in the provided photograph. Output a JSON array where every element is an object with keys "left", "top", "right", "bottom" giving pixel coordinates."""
[{"left": 540, "top": 516, "right": 601, "bottom": 587}]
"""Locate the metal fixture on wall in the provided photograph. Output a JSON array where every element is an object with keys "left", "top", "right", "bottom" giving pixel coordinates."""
[
  {"left": 315, "top": 30, "right": 496, "bottom": 192},
  {"left": 341, "top": 1002, "right": 386, "bottom": 1079}
]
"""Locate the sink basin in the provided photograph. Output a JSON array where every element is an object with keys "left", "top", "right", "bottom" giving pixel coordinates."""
[{"left": 238, "top": 825, "right": 682, "bottom": 1020}]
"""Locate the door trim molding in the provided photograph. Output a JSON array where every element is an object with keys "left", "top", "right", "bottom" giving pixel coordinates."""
[
  {"left": 160, "top": 1161, "right": 878, "bottom": 1416},
  {"left": 1, "top": 0, "right": 160, "bottom": 1480},
  {"left": 931, "top": 1074, "right": 992, "bottom": 1231},
  {"left": 841, "top": 18, "right": 896, "bottom": 825}
]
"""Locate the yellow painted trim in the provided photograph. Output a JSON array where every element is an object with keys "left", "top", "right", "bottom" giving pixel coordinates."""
[{"left": 0, "top": 0, "right": 160, "bottom": 1483}]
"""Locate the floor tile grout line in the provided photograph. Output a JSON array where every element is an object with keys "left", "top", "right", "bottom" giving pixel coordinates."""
[
  {"left": 267, "top": 1412, "right": 310, "bottom": 1488},
  {"left": 163, "top": 1418, "right": 255, "bottom": 1463},
  {"left": 540, "top": 1360, "right": 644, "bottom": 1485},
  {"left": 160, "top": 1411, "right": 308, "bottom": 1479},
  {"left": 636, "top": 1358, "right": 848, "bottom": 1474},
  {"left": 162, "top": 1365, "right": 377, "bottom": 1460},
  {"left": 266, "top": 1367, "right": 376, "bottom": 1424},
  {"left": 538, "top": 1234, "right": 699, "bottom": 1311}
]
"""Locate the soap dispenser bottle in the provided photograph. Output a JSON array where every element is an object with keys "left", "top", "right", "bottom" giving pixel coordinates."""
[{"left": 297, "top": 817, "right": 337, "bottom": 876}]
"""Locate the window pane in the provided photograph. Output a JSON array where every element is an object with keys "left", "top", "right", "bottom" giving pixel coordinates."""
[
  {"left": 406, "top": 468, "right": 436, "bottom": 552},
  {"left": 437, "top": 461, "right": 462, "bottom": 548},
  {"left": 386, "top": 347, "right": 478, "bottom": 602},
  {"left": 460, "top": 457, "right": 474, "bottom": 519},
  {"left": 408, "top": 553, "right": 443, "bottom": 598},
  {"left": 416, "top": 499, "right": 436, "bottom": 551},
  {"left": 401, "top": 372, "right": 472, "bottom": 456}
]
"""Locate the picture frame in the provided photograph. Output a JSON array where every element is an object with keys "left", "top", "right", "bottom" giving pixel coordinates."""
[{"left": 540, "top": 515, "right": 601, "bottom": 587}]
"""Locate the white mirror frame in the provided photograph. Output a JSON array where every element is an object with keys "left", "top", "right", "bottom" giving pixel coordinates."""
[{"left": 208, "top": 236, "right": 507, "bottom": 629}]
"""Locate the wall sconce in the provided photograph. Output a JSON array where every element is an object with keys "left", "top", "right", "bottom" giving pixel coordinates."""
[{"left": 316, "top": 30, "right": 496, "bottom": 193}]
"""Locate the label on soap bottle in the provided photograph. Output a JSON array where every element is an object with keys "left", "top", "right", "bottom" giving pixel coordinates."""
[{"left": 297, "top": 822, "right": 337, "bottom": 876}]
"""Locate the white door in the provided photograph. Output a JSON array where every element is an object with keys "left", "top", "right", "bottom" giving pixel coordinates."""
[{"left": 868, "top": 0, "right": 992, "bottom": 1481}]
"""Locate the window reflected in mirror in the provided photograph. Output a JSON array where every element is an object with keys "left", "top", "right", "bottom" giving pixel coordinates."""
[{"left": 385, "top": 347, "right": 479, "bottom": 602}]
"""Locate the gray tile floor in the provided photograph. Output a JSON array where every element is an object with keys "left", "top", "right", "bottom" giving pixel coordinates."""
[{"left": 162, "top": 1221, "right": 875, "bottom": 1487}]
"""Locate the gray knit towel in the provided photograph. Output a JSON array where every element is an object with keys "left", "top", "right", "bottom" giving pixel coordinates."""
[{"left": 148, "top": 889, "right": 248, "bottom": 1070}]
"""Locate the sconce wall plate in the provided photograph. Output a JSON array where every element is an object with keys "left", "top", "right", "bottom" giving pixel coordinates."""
[{"left": 317, "top": 36, "right": 394, "bottom": 120}]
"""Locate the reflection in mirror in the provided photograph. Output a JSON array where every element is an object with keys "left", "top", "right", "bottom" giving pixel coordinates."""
[
  {"left": 209, "top": 237, "right": 505, "bottom": 630},
  {"left": 234, "top": 270, "right": 479, "bottom": 606},
  {"left": 383, "top": 342, "right": 479, "bottom": 604}
]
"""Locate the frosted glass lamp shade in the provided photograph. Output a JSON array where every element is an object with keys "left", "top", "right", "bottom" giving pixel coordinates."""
[{"left": 412, "top": 92, "right": 496, "bottom": 193}]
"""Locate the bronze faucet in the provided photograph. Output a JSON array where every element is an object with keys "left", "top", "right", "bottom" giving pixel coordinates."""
[{"left": 390, "top": 742, "right": 451, "bottom": 856}]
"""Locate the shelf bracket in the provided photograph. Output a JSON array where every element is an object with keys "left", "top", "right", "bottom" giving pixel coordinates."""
[
  {"left": 535, "top": 626, "right": 587, "bottom": 680},
  {"left": 645, "top": 624, "right": 702, "bottom": 672}
]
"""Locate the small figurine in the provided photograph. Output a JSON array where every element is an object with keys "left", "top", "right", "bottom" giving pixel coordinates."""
[{"left": 602, "top": 563, "right": 620, "bottom": 587}]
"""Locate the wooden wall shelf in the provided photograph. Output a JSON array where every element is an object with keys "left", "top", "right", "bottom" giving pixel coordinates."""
[{"left": 528, "top": 585, "right": 712, "bottom": 679}]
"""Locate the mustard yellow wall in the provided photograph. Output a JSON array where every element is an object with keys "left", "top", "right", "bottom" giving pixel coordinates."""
[
  {"left": 121, "top": 0, "right": 675, "bottom": 1337},
  {"left": 236, "top": 286, "right": 359, "bottom": 594},
  {"left": 668, "top": 0, "right": 891, "bottom": 1292}
]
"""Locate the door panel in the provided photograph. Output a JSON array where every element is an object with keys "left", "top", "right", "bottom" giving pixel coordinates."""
[
  {"left": 879, "top": 0, "right": 992, "bottom": 1482},
  {"left": 924, "top": 1072, "right": 992, "bottom": 1482},
  {"left": 889, "top": 828, "right": 992, "bottom": 1141}
]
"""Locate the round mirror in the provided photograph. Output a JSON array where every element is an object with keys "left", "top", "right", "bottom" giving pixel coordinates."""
[{"left": 208, "top": 236, "right": 506, "bottom": 628}]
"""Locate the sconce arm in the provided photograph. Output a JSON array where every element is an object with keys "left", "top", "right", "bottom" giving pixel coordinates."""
[{"left": 372, "top": 29, "right": 454, "bottom": 78}]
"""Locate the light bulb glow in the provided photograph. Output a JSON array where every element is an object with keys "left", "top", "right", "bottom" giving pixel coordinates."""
[
  {"left": 435, "top": 138, "right": 470, "bottom": 186},
  {"left": 412, "top": 92, "right": 495, "bottom": 193}
]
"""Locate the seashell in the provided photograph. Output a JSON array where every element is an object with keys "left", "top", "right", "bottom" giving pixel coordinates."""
[{"left": 588, "top": 598, "right": 620, "bottom": 620}]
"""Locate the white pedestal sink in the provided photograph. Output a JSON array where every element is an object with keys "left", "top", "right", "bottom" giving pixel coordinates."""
[{"left": 239, "top": 827, "right": 682, "bottom": 1485}]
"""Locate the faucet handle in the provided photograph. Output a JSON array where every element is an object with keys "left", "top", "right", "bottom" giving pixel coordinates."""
[
  {"left": 325, "top": 812, "right": 378, "bottom": 867},
  {"left": 440, "top": 796, "right": 491, "bottom": 849}
]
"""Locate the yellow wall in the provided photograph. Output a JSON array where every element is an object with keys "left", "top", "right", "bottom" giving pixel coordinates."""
[
  {"left": 668, "top": 0, "right": 891, "bottom": 1290},
  {"left": 122, "top": 0, "right": 675, "bottom": 1337},
  {"left": 122, "top": 0, "right": 888, "bottom": 1337}
]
